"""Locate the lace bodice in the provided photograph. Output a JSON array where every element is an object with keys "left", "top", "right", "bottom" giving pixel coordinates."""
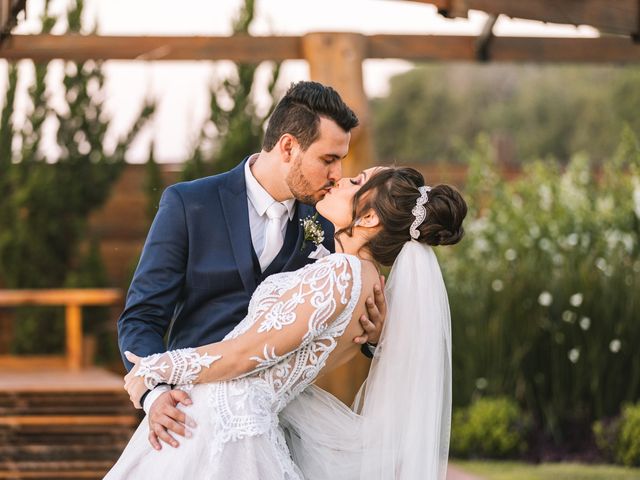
[
  {"left": 205, "top": 253, "right": 361, "bottom": 460},
  {"left": 227, "top": 254, "right": 360, "bottom": 404}
]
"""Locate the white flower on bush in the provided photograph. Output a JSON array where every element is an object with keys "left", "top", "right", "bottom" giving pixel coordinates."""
[
  {"left": 552, "top": 254, "right": 564, "bottom": 266},
  {"left": 538, "top": 185, "right": 553, "bottom": 211},
  {"left": 529, "top": 225, "right": 541, "bottom": 239},
  {"left": 569, "top": 293, "right": 583, "bottom": 308},
  {"left": 610, "top": 339, "right": 622, "bottom": 353},
  {"left": 562, "top": 310, "right": 577, "bottom": 324},
  {"left": 539, "top": 238, "right": 553, "bottom": 252},
  {"left": 579, "top": 317, "right": 591, "bottom": 331},
  {"left": 504, "top": 249, "right": 517, "bottom": 261},
  {"left": 473, "top": 237, "right": 490, "bottom": 253},
  {"left": 475, "top": 377, "right": 488, "bottom": 390},
  {"left": 467, "top": 217, "right": 490, "bottom": 235},
  {"left": 605, "top": 229, "right": 623, "bottom": 251},
  {"left": 581, "top": 233, "right": 591, "bottom": 249},
  {"left": 566, "top": 233, "right": 579, "bottom": 248},
  {"left": 560, "top": 172, "right": 589, "bottom": 212},
  {"left": 512, "top": 195, "right": 523, "bottom": 209},
  {"left": 622, "top": 233, "right": 635, "bottom": 254},
  {"left": 491, "top": 279, "right": 504, "bottom": 292},
  {"left": 538, "top": 291, "right": 553, "bottom": 307},
  {"left": 568, "top": 348, "right": 580, "bottom": 363},
  {"left": 595, "top": 257, "right": 613, "bottom": 276},
  {"left": 596, "top": 196, "right": 614, "bottom": 215}
]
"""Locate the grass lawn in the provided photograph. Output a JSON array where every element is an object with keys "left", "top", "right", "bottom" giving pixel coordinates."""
[{"left": 454, "top": 461, "right": 640, "bottom": 480}]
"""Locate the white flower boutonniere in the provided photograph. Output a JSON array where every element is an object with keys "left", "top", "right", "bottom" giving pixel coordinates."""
[{"left": 300, "top": 213, "right": 325, "bottom": 252}]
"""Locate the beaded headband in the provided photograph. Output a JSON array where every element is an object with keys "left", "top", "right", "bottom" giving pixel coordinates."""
[{"left": 409, "top": 186, "right": 432, "bottom": 240}]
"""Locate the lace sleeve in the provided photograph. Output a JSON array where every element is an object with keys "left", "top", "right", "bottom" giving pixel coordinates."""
[{"left": 133, "top": 255, "right": 361, "bottom": 390}]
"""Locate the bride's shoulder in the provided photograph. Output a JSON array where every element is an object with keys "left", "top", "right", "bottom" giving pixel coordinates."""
[{"left": 314, "top": 254, "right": 377, "bottom": 293}]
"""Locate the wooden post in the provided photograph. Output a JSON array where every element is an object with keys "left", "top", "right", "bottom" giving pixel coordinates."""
[
  {"left": 302, "top": 32, "right": 377, "bottom": 177},
  {"left": 302, "top": 32, "right": 376, "bottom": 405},
  {"left": 65, "top": 303, "right": 83, "bottom": 370}
]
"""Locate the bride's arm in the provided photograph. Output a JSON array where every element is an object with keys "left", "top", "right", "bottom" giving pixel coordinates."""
[{"left": 124, "top": 256, "right": 358, "bottom": 405}]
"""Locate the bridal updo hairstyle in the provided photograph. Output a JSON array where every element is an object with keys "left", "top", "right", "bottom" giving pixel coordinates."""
[{"left": 337, "top": 167, "right": 467, "bottom": 266}]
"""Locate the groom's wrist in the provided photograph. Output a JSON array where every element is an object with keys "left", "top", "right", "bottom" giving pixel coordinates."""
[
  {"left": 142, "top": 384, "right": 171, "bottom": 414},
  {"left": 360, "top": 342, "right": 377, "bottom": 359}
]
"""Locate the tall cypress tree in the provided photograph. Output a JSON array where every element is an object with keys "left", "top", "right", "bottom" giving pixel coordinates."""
[
  {"left": 0, "top": 0, "right": 155, "bottom": 354},
  {"left": 181, "top": 0, "right": 281, "bottom": 180}
]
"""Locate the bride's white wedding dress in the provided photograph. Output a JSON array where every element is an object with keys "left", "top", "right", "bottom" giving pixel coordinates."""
[
  {"left": 107, "top": 242, "right": 452, "bottom": 480},
  {"left": 105, "top": 253, "right": 362, "bottom": 479}
]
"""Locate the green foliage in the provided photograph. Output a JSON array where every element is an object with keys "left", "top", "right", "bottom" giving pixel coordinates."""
[
  {"left": 181, "top": 0, "right": 281, "bottom": 180},
  {"left": 594, "top": 403, "right": 640, "bottom": 467},
  {"left": 0, "top": 0, "right": 154, "bottom": 354},
  {"left": 451, "top": 396, "right": 531, "bottom": 458},
  {"left": 439, "top": 130, "right": 640, "bottom": 444},
  {"left": 372, "top": 64, "right": 640, "bottom": 165}
]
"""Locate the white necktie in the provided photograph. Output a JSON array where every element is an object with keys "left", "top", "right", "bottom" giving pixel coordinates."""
[{"left": 259, "top": 201, "right": 288, "bottom": 271}]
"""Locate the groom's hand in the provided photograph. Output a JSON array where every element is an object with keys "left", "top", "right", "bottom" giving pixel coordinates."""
[
  {"left": 354, "top": 274, "right": 386, "bottom": 346},
  {"left": 147, "top": 390, "right": 195, "bottom": 450}
]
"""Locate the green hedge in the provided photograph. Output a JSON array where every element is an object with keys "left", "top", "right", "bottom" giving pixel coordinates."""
[
  {"left": 594, "top": 403, "right": 640, "bottom": 466},
  {"left": 451, "top": 396, "right": 531, "bottom": 458}
]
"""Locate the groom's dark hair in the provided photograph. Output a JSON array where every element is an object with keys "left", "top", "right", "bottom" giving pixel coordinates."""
[{"left": 262, "top": 81, "right": 359, "bottom": 152}]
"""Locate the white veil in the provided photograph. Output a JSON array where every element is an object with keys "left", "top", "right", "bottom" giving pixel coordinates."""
[
  {"left": 355, "top": 240, "right": 451, "bottom": 479},
  {"left": 280, "top": 240, "right": 452, "bottom": 479}
]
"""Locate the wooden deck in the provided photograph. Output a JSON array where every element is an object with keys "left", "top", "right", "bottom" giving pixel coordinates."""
[{"left": 0, "top": 365, "right": 137, "bottom": 479}]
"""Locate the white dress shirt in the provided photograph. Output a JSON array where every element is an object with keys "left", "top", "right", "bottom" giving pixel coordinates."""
[
  {"left": 244, "top": 155, "right": 296, "bottom": 266},
  {"left": 143, "top": 155, "right": 295, "bottom": 413}
]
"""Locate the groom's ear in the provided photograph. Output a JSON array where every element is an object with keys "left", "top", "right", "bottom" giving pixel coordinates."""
[{"left": 279, "top": 134, "right": 299, "bottom": 163}]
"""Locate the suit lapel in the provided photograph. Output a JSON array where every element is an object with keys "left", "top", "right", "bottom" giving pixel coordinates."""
[{"left": 218, "top": 159, "right": 257, "bottom": 294}]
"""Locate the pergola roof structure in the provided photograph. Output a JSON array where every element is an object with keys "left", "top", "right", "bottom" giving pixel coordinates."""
[
  {"left": 1, "top": 0, "right": 639, "bottom": 63},
  {"left": 0, "top": 1, "right": 638, "bottom": 176},
  {"left": 414, "top": 0, "right": 640, "bottom": 37}
]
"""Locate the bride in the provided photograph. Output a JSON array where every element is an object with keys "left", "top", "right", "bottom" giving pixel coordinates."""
[{"left": 105, "top": 165, "right": 467, "bottom": 479}]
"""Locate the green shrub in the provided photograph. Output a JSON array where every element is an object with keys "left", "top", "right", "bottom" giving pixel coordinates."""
[
  {"left": 594, "top": 403, "right": 640, "bottom": 466},
  {"left": 440, "top": 131, "right": 640, "bottom": 443},
  {"left": 451, "top": 396, "right": 531, "bottom": 458}
]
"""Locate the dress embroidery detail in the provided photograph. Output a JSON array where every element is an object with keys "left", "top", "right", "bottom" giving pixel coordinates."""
[{"left": 206, "top": 254, "right": 362, "bottom": 469}]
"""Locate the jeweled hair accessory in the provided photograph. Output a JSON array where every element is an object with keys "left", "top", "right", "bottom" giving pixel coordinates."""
[{"left": 409, "top": 185, "right": 432, "bottom": 239}]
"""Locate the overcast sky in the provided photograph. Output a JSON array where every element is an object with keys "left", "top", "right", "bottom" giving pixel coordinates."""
[{"left": 1, "top": 0, "right": 598, "bottom": 162}]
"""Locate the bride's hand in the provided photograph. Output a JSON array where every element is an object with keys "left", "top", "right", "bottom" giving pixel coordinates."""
[
  {"left": 124, "top": 351, "right": 147, "bottom": 409},
  {"left": 354, "top": 275, "right": 387, "bottom": 346}
]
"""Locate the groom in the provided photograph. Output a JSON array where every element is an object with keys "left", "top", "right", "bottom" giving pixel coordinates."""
[{"left": 118, "top": 81, "right": 386, "bottom": 450}]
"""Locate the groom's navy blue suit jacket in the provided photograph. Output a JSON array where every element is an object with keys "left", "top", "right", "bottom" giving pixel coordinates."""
[{"left": 118, "top": 158, "right": 335, "bottom": 371}]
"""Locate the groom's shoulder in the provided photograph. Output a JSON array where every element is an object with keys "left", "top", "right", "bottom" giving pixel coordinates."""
[{"left": 166, "top": 164, "right": 242, "bottom": 199}]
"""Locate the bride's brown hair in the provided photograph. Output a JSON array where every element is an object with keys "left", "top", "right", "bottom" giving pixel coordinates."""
[{"left": 335, "top": 167, "right": 467, "bottom": 266}]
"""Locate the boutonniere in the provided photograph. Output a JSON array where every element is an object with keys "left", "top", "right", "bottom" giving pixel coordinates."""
[{"left": 300, "top": 213, "right": 325, "bottom": 252}]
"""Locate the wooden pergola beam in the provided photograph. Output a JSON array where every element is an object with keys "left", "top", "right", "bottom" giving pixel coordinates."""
[
  {"left": 0, "top": 34, "right": 303, "bottom": 62},
  {"left": 1, "top": 34, "right": 640, "bottom": 63},
  {"left": 409, "top": 0, "right": 640, "bottom": 36}
]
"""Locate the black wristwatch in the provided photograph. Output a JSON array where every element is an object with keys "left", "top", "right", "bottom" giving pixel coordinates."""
[{"left": 360, "top": 342, "right": 377, "bottom": 359}]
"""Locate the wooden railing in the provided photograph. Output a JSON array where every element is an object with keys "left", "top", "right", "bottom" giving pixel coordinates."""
[{"left": 0, "top": 289, "right": 122, "bottom": 369}]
